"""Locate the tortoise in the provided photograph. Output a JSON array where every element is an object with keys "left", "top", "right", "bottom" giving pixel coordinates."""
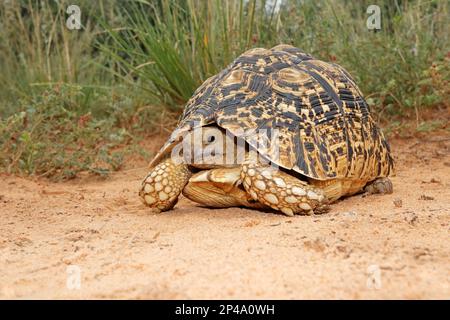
[{"left": 139, "top": 44, "right": 393, "bottom": 216}]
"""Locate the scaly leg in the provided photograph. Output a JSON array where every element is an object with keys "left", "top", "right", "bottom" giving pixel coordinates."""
[
  {"left": 241, "top": 163, "right": 329, "bottom": 216},
  {"left": 139, "top": 158, "right": 192, "bottom": 212},
  {"left": 363, "top": 177, "right": 393, "bottom": 195}
]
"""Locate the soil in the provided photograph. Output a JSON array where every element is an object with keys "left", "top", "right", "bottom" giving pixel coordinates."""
[{"left": 0, "top": 133, "right": 449, "bottom": 299}]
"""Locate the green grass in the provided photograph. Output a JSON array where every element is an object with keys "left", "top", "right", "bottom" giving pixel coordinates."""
[
  {"left": 0, "top": 85, "right": 130, "bottom": 179},
  {"left": 101, "top": 0, "right": 449, "bottom": 116},
  {"left": 0, "top": 0, "right": 116, "bottom": 115},
  {"left": 0, "top": 0, "right": 449, "bottom": 179}
]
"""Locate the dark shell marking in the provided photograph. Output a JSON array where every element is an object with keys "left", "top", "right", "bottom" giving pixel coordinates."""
[{"left": 152, "top": 45, "right": 393, "bottom": 182}]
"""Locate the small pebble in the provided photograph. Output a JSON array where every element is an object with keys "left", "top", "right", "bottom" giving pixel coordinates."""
[
  {"left": 404, "top": 211, "right": 418, "bottom": 225},
  {"left": 342, "top": 211, "right": 358, "bottom": 219},
  {"left": 393, "top": 198, "right": 403, "bottom": 208}
]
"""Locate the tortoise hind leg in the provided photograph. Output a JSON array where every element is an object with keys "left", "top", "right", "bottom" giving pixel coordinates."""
[
  {"left": 241, "top": 163, "right": 330, "bottom": 216},
  {"left": 363, "top": 177, "right": 393, "bottom": 195},
  {"left": 139, "top": 158, "right": 192, "bottom": 212}
]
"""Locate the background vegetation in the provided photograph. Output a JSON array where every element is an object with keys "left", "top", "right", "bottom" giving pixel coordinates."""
[{"left": 0, "top": 0, "right": 448, "bottom": 179}]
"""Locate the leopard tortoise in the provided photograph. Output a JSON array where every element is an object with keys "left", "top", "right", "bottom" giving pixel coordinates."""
[{"left": 139, "top": 44, "right": 393, "bottom": 216}]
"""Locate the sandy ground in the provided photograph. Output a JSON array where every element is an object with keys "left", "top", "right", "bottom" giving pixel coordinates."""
[{"left": 0, "top": 134, "right": 449, "bottom": 300}]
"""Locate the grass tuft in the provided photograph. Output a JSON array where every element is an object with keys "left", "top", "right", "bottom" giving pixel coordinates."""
[{"left": 0, "top": 85, "right": 134, "bottom": 179}]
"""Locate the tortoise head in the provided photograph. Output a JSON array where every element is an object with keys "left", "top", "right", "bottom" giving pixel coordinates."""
[{"left": 173, "top": 126, "right": 245, "bottom": 169}]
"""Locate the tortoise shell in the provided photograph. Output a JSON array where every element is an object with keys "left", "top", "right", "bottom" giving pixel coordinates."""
[{"left": 151, "top": 44, "right": 393, "bottom": 181}]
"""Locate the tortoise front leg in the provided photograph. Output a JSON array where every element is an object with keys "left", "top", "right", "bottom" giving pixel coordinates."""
[
  {"left": 241, "top": 163, "right": 329, "bottom": 216},
  {"left": 139, "top": 158, "right": 192, "bottom": 212}
]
